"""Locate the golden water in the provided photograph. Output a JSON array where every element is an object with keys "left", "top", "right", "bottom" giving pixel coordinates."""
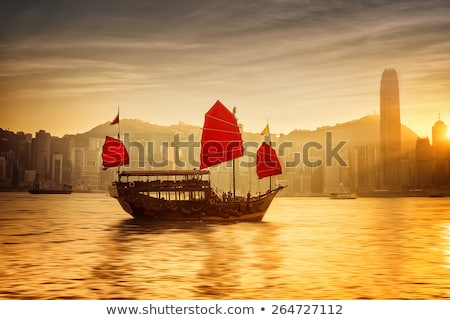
[{"left": 1, "top": 193, "right": 449, "bottom": 299}]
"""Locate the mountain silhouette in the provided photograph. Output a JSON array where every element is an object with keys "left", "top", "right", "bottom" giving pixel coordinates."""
[
  {"left": 72, "top": 115, "right": 417, "bottom": 155},
  {"left": 279, "top": 115, "right": 417, "bottom": 153}
]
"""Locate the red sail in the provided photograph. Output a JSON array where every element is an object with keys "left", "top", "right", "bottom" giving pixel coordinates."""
[
  {"left": 200, "top": 100, "right": 244, "bottom": 169},
  {"left": 102, "top": 136, "right": 129, "bottom": 168},
  {"left": 256, "top": 142, "right": 282, "bottom": 179}
]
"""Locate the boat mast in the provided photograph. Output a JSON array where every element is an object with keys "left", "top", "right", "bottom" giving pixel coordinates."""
[
  {"left": 256, "top": 140, "right": 281, "bottom": 191},
  {"left": 267, "top": 120, "right": 272, "bottom": 191},
  {"left": 117, "top": 105, "right": 121, "bottom": 178},
  {"left": 269, "top": 141, "right": 272, "bottom": 191},
  {"left": 269, "top": 168, "right": 272, "bottom": 191},
  {"left": 232, "top": 159, "right": 236, "bottom": 199},
  {"left": 232, "top": 106, "right": 237, "bottom": 200},
  {"left": 200, "top": 100, "right": 244, "bottom": 200}
]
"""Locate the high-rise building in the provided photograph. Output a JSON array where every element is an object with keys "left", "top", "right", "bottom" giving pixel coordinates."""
[
  {"left": 51, "top": 154, "right": 63, "bottom": 185},
  {"left": 348, "top": 145, "right": 378, "bottom": 193},
  {"left": 431, "top": 119, "right": 449, "bottom": 186},
  {"left": 379, "top": 68, "right": 401, "bottom": 191},
  {"left": 415, "top": 137, "right": 433, "bottom": 187},
  {"left": 432, "top": 118, "right": 448, "bottom": 150},
  {"left": 32, "top": 130, "right": 51, "bottom": 178}
]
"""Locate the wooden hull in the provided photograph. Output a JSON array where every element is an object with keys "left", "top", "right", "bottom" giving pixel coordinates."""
[{"left": 111, "top": 185, "right": 284, "bottom": 223}]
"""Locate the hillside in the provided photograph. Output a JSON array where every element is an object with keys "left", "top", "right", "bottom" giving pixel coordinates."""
[
  {"left": 280, "top": 115, "right": 417, "bottom": 153},
  {"left": 68, "top": 115, "right": 418, "bottom": 154}
]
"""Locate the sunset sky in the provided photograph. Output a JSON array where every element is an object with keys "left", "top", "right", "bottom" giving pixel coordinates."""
[{"left": 1, "top": 0, "right": 449, "bottom": 138}]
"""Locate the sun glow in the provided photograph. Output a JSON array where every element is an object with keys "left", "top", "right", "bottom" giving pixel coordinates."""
[
  {"left": 445, "top": 118, "right": 450, "bottom": 138},
  {"left": 442, "top": 120, "right": 450, "bottom": 139}
]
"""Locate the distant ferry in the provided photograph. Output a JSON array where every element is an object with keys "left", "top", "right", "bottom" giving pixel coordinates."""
[
  {"left": 29, "top": 174, "right": 72, "bottom": 194},
  {"left": 29, "top": 184, "right": 73, "bottom": 194},
  {"left": 330, "top": 182, "right": 356, "bottom": 199},
  {"left": 330, "top": 192, "right": 357, "bottom": 199}
]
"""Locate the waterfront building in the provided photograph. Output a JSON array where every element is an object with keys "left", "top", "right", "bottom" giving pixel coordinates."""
[
  {"left": 32, "top": 130, "right": 51, "bottom": 178},
  {"left": 432, "top": 119, "right": 450, "bottom": 186},
  {"left": 379, "top": 68, "right": 401, "bottom": 191},
  {"left": 415, "top": 137, "right": 433, "bottom": 188}
]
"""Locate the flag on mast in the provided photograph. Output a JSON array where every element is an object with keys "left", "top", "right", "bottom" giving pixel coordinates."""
[
  {"left": 260, "top": 123, "right": 270, "bottom": 136},
  {"left": 110, "top": 110, "right": 119, "bottom": 125}
]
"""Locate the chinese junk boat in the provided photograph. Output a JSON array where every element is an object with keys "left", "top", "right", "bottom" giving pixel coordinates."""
[{"left": 104, "top": 100, "right": 285, "bottom": 222}]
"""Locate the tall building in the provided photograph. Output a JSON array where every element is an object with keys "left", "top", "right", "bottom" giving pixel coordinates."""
[
  {"left": 348, "top": 145, "right": 378, "bottom": 193},
  {"left": 431, "top": 119, "right": 449, "bottom": 186},
  {"left": 415, "top": 137, "right": 433, "bottom": 187},
  {"left": 51, "top": 154, "right": 63, "bottom": 185},
  {"left": 32, "top": 130, "right": 51, "bottom": 178},
  {"left": 379, "top": 68, "right": 401, "bottom": 191},
  {"left": 70, "top": 138, "right": 103, "bottom": 191},
  {"left": 0, "top": 156, "right": 6, "bottom": 183},
  {"left": 432, "top": 118, "right": 448, "bottom": 149}
]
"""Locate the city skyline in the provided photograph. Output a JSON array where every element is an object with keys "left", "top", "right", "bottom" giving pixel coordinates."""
[
  {"left": 1, "top": 0, "right": 449, "bottom": 138},
  {"left": 2, "top": 109, "right": 448, "bottom": 194}
]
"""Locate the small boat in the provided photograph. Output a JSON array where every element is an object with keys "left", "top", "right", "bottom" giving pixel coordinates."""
[
  {"left": 103, "top": 100, "right": 286, "bottom": 222},
  {"left": 330, "top": 182, "right": 356, "bottom": 199},
  {"left": 29, "top": 185, "right": 73, "bottom": 194},
  {"left": 428, "top": 191, "right": 446, "bottom": 198},
  {"left": 29, "top": 174, "right": 72, "bottom": 194},
  {"left": 330, "top": 192, "right": 356, "bottom": 199}
]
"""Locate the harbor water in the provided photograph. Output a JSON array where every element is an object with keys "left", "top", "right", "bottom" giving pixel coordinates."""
[{"left": 1, "top": 192, "right": 449, "bottom": 299}]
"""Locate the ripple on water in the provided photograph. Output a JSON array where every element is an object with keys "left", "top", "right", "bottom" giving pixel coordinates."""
[{"left": 1, "top": 194, "right": 450, "bottom": 299}]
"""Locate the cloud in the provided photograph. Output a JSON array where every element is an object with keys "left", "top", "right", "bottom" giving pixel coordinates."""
[
  {"left": 0, "top": 0, "right": 449, "bottom": 136},
  {"left": 0, "top": 57, "right": 134, "bottom": 77}
]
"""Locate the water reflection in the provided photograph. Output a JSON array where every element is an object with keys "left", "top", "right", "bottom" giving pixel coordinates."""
[
  {"left": 88, "top": 220, "right": 212, "bottom": 299},
  {"left": 88, "top": 219, "right": 284, "bottom": 299},
  {"left": 194, "top": 227, "right": 241, "bottom": 298},
  {"left": 195, "top": 223, "right": 279, "bottom": 299},
  {"left": 445, "top": 225, "right": 450, "bottom": 269},
  {"left": 1, "top": 193, "right": 449, "bottom": 299}
]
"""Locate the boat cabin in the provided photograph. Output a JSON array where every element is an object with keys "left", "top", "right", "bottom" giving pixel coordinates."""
[{"left": 117, "top": 169, "right": 213, "bottom": 202}]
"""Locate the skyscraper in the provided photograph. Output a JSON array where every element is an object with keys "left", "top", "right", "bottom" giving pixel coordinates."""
[
  {"left": 431, "top": 118, "right": 449, "bottom": 186},
  {"left": 415, "top": 137, "right": 433, "bottom": 187},
  {"left": 379, "top": 68, "right": 401, "bottom": 191},
  {"left": 32, "top": 130, "right": 51, "bottom": 178},
  {"left": 432, "top": 118, "right": 448, "bottom": 149}
]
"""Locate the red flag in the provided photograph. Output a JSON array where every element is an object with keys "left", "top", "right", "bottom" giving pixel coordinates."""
[
  {"left": 102, "top": 136, "right": 129, "bottom": 168},
  {"left": 260, "top": 123, "right": 270, "bottom": 135},
  {"left": 110, "top": 113, "right": 119, "bottom": 125}
]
